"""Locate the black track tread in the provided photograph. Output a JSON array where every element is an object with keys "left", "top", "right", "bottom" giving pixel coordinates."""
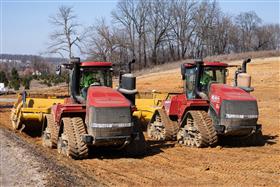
[
  {"left": 199, "top": 111, "right": 218, "bottom": 146},
  {"left": 187, "top": 111, "right": 208, "bottom": 147},
  {"left": 45, "top": 114, "right": 59, "bottom": 148},
  {"left": 189, "top": 110, "right": 218, "bottom": 147},
  {"left": 157, "top": 109, "right": 179, "bottom": 140},
  {"left": 71, "top": 117, "right": 89, "bottom": 159},
  {"left": 62, "top": 117, "right": 79, "bottom": 158}
]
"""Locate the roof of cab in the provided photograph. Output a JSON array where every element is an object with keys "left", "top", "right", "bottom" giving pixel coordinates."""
[
  {"left": 184, "top": 61, "right": 228, "bottom": 68},
  {"left": 80, "top": 61, "right": 112, "bottom": 67}
]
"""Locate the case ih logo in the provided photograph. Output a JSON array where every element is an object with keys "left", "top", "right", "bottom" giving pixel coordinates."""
[
  {"left": 210, "top": 94, "right": 221, "bottom": 112},
  {"left": 210, "top": 95, "right": 220, "bottom": 103}
]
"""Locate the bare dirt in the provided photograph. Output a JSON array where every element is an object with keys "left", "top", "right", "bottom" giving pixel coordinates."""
[{"left": 0, "top": 57, "right": 279, "bottom": 186}]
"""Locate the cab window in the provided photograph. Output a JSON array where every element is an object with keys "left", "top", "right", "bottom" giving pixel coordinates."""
[{"left": 184, "top": 68, "right": 196, "bottom": 99}]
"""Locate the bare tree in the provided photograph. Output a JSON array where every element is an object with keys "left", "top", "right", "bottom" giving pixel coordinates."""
[
  {"left": 48, "top": 6, "right": 81, "bottom": 59},
  {"left": 193, "top": 1, "right": 220, "bottom": 57},
  {"left": 170, "top": 0, "right": 197, "bottom": 60},
  {"left": 235, "top": 11, "right": 262, "bottom": 52},
  {"left": 147, "top": 0, "right": 172, "bottom": 65},
  {"left": 85, "top": 0, "right": 279, "bottom": 70},
  {"left": 254, "top": 24, "right": 280, "bottom": 50},
  {"left": 88, "top": 19, "right": 121, "bottom": 62},
  {"left": 133, "top": 0, "right": 149, "bottom": 68},
  {"left": 112, "top": 0, "right": 137, "bottom": 62}
]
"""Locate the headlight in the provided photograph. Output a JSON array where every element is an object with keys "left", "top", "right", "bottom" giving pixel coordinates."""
[
  {"left": 91, "top": 122, "right": 133, "bottom": 128},
  {"left": 225, "top": 114, "right": 258, "bottom": 119}
]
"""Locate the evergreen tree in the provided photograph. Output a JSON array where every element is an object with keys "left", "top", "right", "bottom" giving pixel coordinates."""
[
  {"left": 22, "top": 76, "right": 32, "bottom": 89},
  {"left": 10, "top": 68, "right": 20, "bottom": 90},
  {"left": 0, "top": 71, "right": 9, "bottom": 86}
]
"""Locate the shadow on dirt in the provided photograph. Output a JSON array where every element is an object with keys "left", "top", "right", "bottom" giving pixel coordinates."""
[
  {"left": 218, "top": 133, "right": 278, "bottom": 148},
  {"left": 19, "top": 123, "right": 175, "bottom": 159},
  {"left": 84, "top": 140, "right": 175, "bottom": 160},
  {"left": 21, "top": 122, "right": 43, "bottom": 137},
  {"left": 146, "top": 140, "right": 175, "bottom": 154},
  {"left": 262, "top": 134, "right": 278, "bottom": 145},
  {"left": 17, "top": 122, "right": 175, "bottom": 159},
  {"left": 0, "top": 105, "right": 13, "bottom": 109}
]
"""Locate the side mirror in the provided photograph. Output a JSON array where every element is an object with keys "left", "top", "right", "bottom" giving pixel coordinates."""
[
  {"left": 181, "top": 64, "right": 186, "bottom": 80},
  {"left": 56, "top": 65, "right": 61, "bottom": 76},
  {"left": 70, "top": 57, "right": 80, "bottom": 64}
]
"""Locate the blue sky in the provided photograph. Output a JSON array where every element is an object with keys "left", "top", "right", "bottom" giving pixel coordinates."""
[{"left": 1, "top": 0, "right": 279, "bottom": 56}]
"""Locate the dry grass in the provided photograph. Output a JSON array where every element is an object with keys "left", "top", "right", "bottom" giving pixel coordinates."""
[{"left": 134, "top": 50, "right": 280, "bottom": 76}]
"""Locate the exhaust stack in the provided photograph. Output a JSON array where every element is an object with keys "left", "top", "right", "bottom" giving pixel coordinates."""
[{"left": 234, "top": 58, "right": 254, "bottom": 92}]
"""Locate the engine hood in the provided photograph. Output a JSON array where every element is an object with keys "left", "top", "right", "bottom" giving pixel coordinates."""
[
  {"left": 209, "top": 84, "right": 257, "bottom": 115},
  {"left": 87, "top": 86, "right": 131, "bottom": 108},
  {"left": 210, "top": 84, "right": 256, "bottom": 101}
]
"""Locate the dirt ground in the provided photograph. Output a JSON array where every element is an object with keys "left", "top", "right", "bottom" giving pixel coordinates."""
[{"left": 0, "top": 57, "right": 279, "bottom": 186}]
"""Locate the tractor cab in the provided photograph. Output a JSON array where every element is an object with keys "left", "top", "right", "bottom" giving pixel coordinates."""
[
  {"left": 79, "top": 62, "right": 113, "bottom": 98},
  {"left": 64, "top": 58, "right": 113, "bottom": 103},
  {"left": 181, "top": 61, "right": 228, "bottom": 99}
]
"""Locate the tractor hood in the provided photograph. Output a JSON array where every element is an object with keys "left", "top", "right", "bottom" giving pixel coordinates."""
[
  {"left": 210, "top": 84, "right": 256, "bottom": 101},
  {"left": 87, "top": 86, "right": 131, "bottom": 108},
  {"left": 209, "top": 84, "right": 257, "bottom": 115}
]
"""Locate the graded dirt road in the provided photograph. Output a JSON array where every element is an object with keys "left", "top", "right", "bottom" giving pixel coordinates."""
[{"left": 0, "top": 57, "right": 279, "bottom": 186}]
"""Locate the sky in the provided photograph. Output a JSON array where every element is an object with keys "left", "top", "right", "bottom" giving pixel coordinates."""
[{"left": 1, "top": 0, "right": 279, "bottom": 57}]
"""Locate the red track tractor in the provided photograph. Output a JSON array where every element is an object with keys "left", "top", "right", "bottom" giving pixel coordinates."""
[
  {"left": 42, "top": 58, "right": 146, "bottom": 159},
  {"left": 148, "top": 59, "right": 262, "bottom": 147}
]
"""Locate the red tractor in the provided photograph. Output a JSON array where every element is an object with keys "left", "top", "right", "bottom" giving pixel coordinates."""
[
  {"left": 42, "top": 58, "right": 146, "bottom": 159},
  {"left": 148, "top": 59, "right": 262, "bottom": 147}
]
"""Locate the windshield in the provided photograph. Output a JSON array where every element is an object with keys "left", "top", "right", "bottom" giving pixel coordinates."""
[
  {"left": 184, "top": 66, "right": 226, "bottom": 99},
  {"left": 80, "top": 68, "right": 112, "bottom": 88},
  {"left": 185, "top": 68, "right": 196, "bottom": 99},
  {"left": 201, "top": 67, "right": 226, "bottom": 83},
  {"left": 199, "top": 67, "right": 226, "bottom": 91}
]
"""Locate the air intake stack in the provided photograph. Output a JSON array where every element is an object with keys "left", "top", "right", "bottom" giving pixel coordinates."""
[
  {"left": 234, "top": 58, "right": 254, "bottom": 92},
  {"left": 118, "top": 59, "right": 137, "bottom": 105}
]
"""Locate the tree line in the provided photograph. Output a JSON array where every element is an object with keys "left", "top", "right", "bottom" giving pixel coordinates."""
[
  {"left": 48, "top": 0, "right": 279, "bottom": 70},
  {"left": 0, "top": 68, "right": 68, "bottom": 91}
]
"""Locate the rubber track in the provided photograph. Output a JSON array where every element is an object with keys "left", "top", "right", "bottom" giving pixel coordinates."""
[
  {"left": 45, "top": 114, "right": 59, "bottom": 148},
  {"left": 189, "top": 111, "right": 218, "bottom": 147},
  {"left": 157, "top": 109, "right": 179, "bottom": 140},
  {"left": 63, "top": 117, "right": 88, "bottom": 159},
  {"left": 71, "top": 117, "right": 89, "bottom": 159},
  {"left": 187, "top": 111, "right": 208, "bottom": 147},
  {"left": 199, "top": 111, "right": 218, "bottom": 146},
  {"left": 63, "top": 118, "right": 79, "bottom": 158}
]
